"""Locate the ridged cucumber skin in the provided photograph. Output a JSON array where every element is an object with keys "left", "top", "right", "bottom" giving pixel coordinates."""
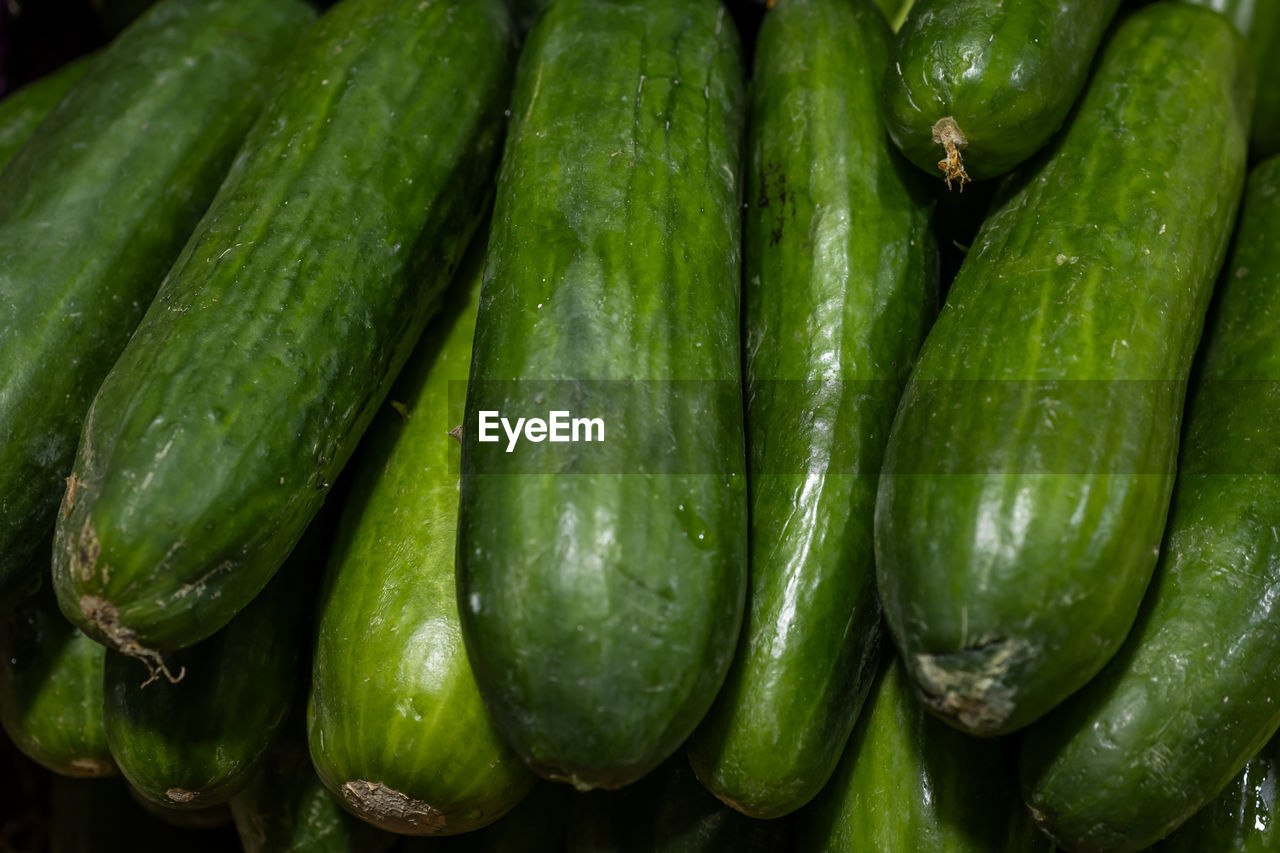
[
  {"left": 0, "top": 578, "right": 112, "bottom": 777},
  {"left": 0, "top": 0, "right": 313, "bottom": 610},
  {"left": 102, "top": 550, "right": 305, "bottom": 810},
  {"left": 1183, "top": 0, "right": 1280, "bottom": 158},
  {"left": 0, "top": 54, "right": 91, "bottom": 171},
  {"left": 231, "top": 714, "right": 396, "bottom": 853},
  {"left": 52, "top": 0, "right": 515, "bottom": 655},
  {"left": 1019, "top": 156, "right": 1280, "bottom": 852},
  {"left": 686, "top": 0, "right": 936, "bottom": 820},
  {"left": 309, "top": 247, "right": 534, "bottom": 836},
  {"left": 796, "top": 658, "right": 1051, "bottom": 853},
  {"left": 457, "top": 0, "right": 747, "bottom": 791},
  {"left": 882, "top": 0, "right": 1122, "bottom": 183},
  {"left": 1154, "top": 737, "right": 1280, "bottom": 852},
  {"left": 567, "top": 757, "right": 790, "bottom": 853},
  {"left": 874, "top": 2, "right": 1253, "bottom": 737}
]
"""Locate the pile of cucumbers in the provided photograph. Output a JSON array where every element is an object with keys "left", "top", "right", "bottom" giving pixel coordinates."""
[{"left": 1, "top": 0, "right": 1278, "bottom": 849}]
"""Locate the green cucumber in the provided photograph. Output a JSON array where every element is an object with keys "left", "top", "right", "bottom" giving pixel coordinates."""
[
  {"left": 457, "top": 0, "right": 748, "bottom": 791},
  {"left": 0, "top": 0, "right": 313, "bottom": 610},
  {"left": 309, "top": 243, "right": 534, "bottom": 835},
  {"left": 1019, "top": 155, "right": 1280, "bottom": 852},
  {"left": 1154, "top": 736, "right": 1280, "bottom": 852},
  {"left": 0, "top": 54, "right": 91, "bottom": 172},
  {"left": 567, "top": 757, "right": 790, "bottom": 853},
  {"left": 882, "top": 0, "right": 1122, "bottom": 185},
  {"left": 874, "top": 1, "right": 1253, "bottom": 736},
  {"left": 231, "top": 711, "right": 396, "bottom": 853},
  {"left": 1182, "top": 0, "right": 1280, "bottom": 158},
  {"left": 796, "top": 657, "right": 1050, "bottom": 852},
  {"left": 0, "top": 577, "right": 112, "bottom": 777},
  {"left": 102, "top": 543, "right": 306, "bottom": 809},
  {"left": 52, "top": 0, "right": 515, "bottom": 662},
  {"left": 686, "top": 0, "right": 936, "bottom": 820}
]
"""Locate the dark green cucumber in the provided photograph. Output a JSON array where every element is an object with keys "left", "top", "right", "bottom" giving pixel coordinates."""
[
  {"left": 0, "top": 577, "right": 112, "bottom": 777},
  {"left": 797, "top": 656, "right": 1050, "bottom": 852},
  {"left": 50, "top": 777, "right": 239, "bottom": 853},
  {"left": 102, "top": 543, "right": 307, "bottom": 809},
  {"left": 309, "top": 243, "right": 534, "bottom": 835},
  {"left": 686, "top": 0, "right": 935, "bottom": 820},
  {"left": 882, "top": 0, "right": 1122, "bottom": 185},
  {"left": 0, "top": 0, "right": 313, "bottom": 610},
  {"left": 231, "top": 711, "right": 396, "bottom": 853},
  {"left": 399, "top": 784, "right": 569, "bottom": 853},
  {"left": 1019, "top": 155, "right": 1280, "bottom": 852},
  {"left": 91, "top": 0, "right": 162, "bottom": 35},
  {"left": 0, "top": 54, "right": 91, "bottom": 171},
  {"left": 52, "top": 0, "right": 515, "bottom": 660},
  {"left": 457, "top": 0, "right": 747, "bottom": 791},
  {"left": 875, "top": 1, "right": 1253, "bottom": 736},
  {"left": 1183, "top": 0, "right": 1280, "bottom": 158},
  {"left": 1154, "top": 736, "right": 1280, "bottom": 852},
  {"left": 567, "top": 757, "right": 790, "bottom": 853}
]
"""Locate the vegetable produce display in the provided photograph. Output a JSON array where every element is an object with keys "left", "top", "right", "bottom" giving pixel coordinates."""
[{"left": 2, "top": 0, "right": 1278, "bottom": 849}]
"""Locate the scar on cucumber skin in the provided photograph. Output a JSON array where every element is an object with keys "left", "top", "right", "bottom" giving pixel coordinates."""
[
  {"left": 166, "top": 788, "right": 196, "bottom": 804},
  {"left": 79, "top": 595, "right": 185, "bottom": 687},
  {"left": 341, "top": 780, "right": 445, "bottom": 835},
  {"left": 448, "top": 424, "right": 463, "bottom": 443},
  {"left": 63, "top": 473, "right": 81, "bottom": 517},
  {"left": 69, "top": 757, "right": 114, "bottom": 777},
  {"left": 932, "top": 116, "right": 971, "bottom": 191},
  {"left": 914, "top": 637, "right": 1025, "bottom": 733}
]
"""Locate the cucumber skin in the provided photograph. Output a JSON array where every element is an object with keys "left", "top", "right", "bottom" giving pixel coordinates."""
[
  {"left": 882, "top": 0, "right": 1121, "bottom": 182},
  {"left": 0, "top": 54, "right": 91, "bottom": 171},
  {"left": 0, "top": 579, "right": 112, "bottom": 777},
  {"left": 231, "top": 714, "right": 396, "bottom": 853},
  {"left": 1182, "top": 0, "right": 1280, "bottom": 158},
  {"left": 874, "top": 2, "right": 1253, "bottom": 736},
  {"left": 309, "top": 246, "right": 534, "bottom": 836},
  {"left": 1019, "top": 156, "right": 1280, "bottom": 852},
  {"left": 52, "top": 0, "right": 515, "bottom": 653},
  {"left": 0, "top": 0, "right": 313, "bottom": 610},
  {"left": 796, "top": 658, "right": 1051, "bottom": 853},
  {"left": 1154, "top": 737, "right": 1280, "bottom": 852},
  {"left": 102, "top": 550, "right": 305, "bottom": 811},
  {"left": 457, "top": 0, "right": 747, "bottom": 791},
  {"left": 686, "top": 0, "right": 936, "bottom": 820}
]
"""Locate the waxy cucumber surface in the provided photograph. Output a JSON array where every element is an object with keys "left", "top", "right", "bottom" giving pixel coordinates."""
[
  {"left": 0, "top": 0, "right": 312, "bottom": 609},
  {"left": 875, "top": 1, "right": 1253, "bottom": 736},
  {"left": 882, "top": 0, "right": 1122, "bottom": 184},
  {"left": 309, "top": 246, "right": 534, "bottom": 836},
  {"left": 0, "top": 579, "right": 112, "bottom": 777},
  {"left": 52, "top": 0, "right": 514, "bottom": 658},
  {"left": 1020, "top": 154, "right": 1280, "bottom": 853},
  {"left": 687, "top": 0, "right": 936, "bottom": 820},
  {"left": 796, "top": 657, "right": 1050, "bottom": 852},
  {"left": 458, "top": 0, "right": 747, "bottom": 791}
]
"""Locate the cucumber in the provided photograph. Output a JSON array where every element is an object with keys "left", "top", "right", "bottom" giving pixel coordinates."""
[
  {"left": 796, "top": 657, "right": 1051, "bottom": 852},
  {"left": 0, "top": 0, "right": 313, "bottom": 610},
  {"left": 686, "top": 0, "right": 936, "bottom": 820},
  {"left": 102, "top": 542, "right": 307, "bottom": 810},
  {"left": 51, "top": 0, "right": 515, "bottom": 662},
  {"left": 0, "top": 54, "right": 91, "bottom": 171},
  {"left": 399, "top": 784, "right": 570, "bottom": 853},
  {"left": 874, "top": 1, "right": 1253, "bottom": 736},
  {"left": 1182, "top": 0, "right": 1280, "bottom": 158},
  {"left": 882, "top": 0, "right": 1122, "bottom": 185},
  {"left": 567, "top": 757, "right": 790, "bottom": 853},
  {"left": 1153, "top": 736, "right": 1280, "bottom": 852},
  {"left": 1019, "top": 155, "right": 1280, "bottom": 851},
  {"left": 232, "top": 711, "right": 396, "bottom": 853},
  {"left": 0, "top": 577, "right": 112, "bottom": 777},
  {"left": 457, "top": 0, "right": 747, "bottom": 791},
  {"left": 309, "top": 242, "right": 534, "bottom": 835}
]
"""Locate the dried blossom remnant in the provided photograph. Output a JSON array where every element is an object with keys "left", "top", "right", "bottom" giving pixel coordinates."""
[{"left": 932, "top": 116, "right": 971, "bottom": 191}]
